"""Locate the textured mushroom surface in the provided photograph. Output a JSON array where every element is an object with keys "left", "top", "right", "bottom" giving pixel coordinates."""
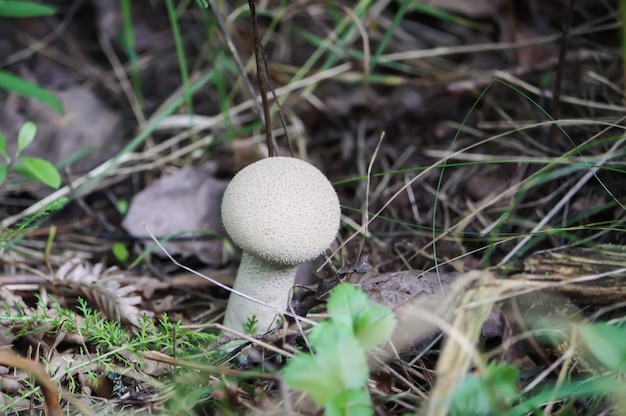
[
  {"left": 221, "top": 156, "right": 341, "bottom": 265},
  {"left": 221, "top": 156, "right": 341, "bottom": 333}
]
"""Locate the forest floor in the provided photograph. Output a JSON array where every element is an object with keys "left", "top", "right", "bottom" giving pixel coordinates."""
[{"left": 0, "top": 0, "right": 625, "bottom": 415}]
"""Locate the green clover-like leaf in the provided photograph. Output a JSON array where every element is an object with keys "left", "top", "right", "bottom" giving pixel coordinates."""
[
  {"left": 283, "top": 351, "right": 343, "bottom": 405},
  {"left": 326, "top": 284, "right": 396, "bottom": 350},
  {"left": 327, "top": 284, "right": 371, "bottom": 329},
  {"left": 284, "top": 323, "right": 369, "bottom": 405},
  {"left": 325, "top": 388, "right": 373, "bottom": 416},
  {"left": 451, "top": 361, "right": 519, "bottom": 416},
  {"left": 352, "top": 304, "right": 397, "bottom": 351}
]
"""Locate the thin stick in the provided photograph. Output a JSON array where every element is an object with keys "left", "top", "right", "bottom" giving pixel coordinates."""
[
  {"left": 248, "top": 0, "right": 279, "bottom": 156},
  {"left": 550, "top": 0, "right": 576, "bottom": 140}
]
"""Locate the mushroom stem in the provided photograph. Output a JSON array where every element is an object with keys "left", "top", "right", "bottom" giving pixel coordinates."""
[{"left": 223, "top": 252, "right": 298, "bottom": 333}]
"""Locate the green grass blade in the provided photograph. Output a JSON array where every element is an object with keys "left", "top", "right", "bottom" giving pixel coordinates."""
[
  {"left": 119, "top": 0, "right": 143, "bottom": 107},
  {"left": 164, "top": 0, "right": 193, "bottom": 117}
]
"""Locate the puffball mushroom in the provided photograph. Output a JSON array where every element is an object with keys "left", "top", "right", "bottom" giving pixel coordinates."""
[{"left": 221, "top": 156, "right": 341, "bottom": 334}]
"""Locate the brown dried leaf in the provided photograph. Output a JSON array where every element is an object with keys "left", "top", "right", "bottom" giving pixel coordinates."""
[
  {"left": 122, "top": 162, "right": 230, "bottom": 265},
  {"left": 354, "top": 270, "right": 502, "bottom": 350}
]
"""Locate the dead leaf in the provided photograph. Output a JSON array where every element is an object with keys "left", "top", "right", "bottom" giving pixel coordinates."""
[
  {"left": 122, "top": 162, "right": 230, "bottom": 265},
  {"left": 354, "top": 270, "right": 502, "bottom": 350}
]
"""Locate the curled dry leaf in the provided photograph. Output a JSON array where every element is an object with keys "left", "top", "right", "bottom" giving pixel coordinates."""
[
  {"left": 352, "top": 270, "right": 502, "bottom": 351},
  {"left": 53, "top": 258, "right": 153, "bottom": 327}
]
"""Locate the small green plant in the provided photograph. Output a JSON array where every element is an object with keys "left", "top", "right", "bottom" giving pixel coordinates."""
[
  {"left": 450, "top": 361, "right": 519, "bottom": 415},
  {"left": 446, "top": 321, "right": 626, "bottom": 415},
  {"left": 0, "top": 121, "right": 61, "bottom": 189},
  {"left": 283, "top": 284, "right": 397, "bottom": 416},
  {"left": 0, "top": 294, "right": 220, "bottom": 412},
  {"left": 244, "top": 315, "right": 259, "bottom": 335}
]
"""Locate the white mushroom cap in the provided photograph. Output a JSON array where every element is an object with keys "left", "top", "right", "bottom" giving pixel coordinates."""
[
  {"left": 220, "top": 156, "right": 341, "bottom": 334},
  {"left": 221, "top": 156, "right": 341, "bottom": 265}
]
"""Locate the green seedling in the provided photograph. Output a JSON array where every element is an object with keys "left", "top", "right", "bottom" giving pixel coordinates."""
[
  {"left": 283, "top": 284, "right": 396, "bottom": 416},
  {"left": 244, "top": 315, "right": 259, "bottom": 335},
  {"left": 0, "top": 121, "right": 61, "bottom": 189}
]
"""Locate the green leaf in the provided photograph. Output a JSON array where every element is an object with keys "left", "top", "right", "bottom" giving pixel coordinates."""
[
  {"left": 17, "top": 121, "right": 37, "bottom": 154},
  {"left": 0, "top": 2, "right": 57, "bottom": 17},
  {"left": 327, "top": 284, "right": 372, "bottom": 327},
  {"left": 116, "top": 198, "right": 129, "bottom": 215},
  {"left": 284, "top": 323, "right": 369, "bottom": 405},
  {"left": 579, "top": 322, "right": 626, "bottom": 371},
  {"left": 325, "top": 389, "right": 373, "bottom": 416},
  {"left": 0, "top": 165, "right": 6, "bottom": 187},
  {"left": 503, "top": 375, "right": 624, "bottom": 416},
  {"left": 308, "top": 320, "right": 340, "bottom": 350},
  {"left": 283, "top": 352, "right": 344, "bottom": 405},
  {"left": 316, "top": 325, "right": 370, "bottom": 391},
  {"left": 15, "top": 157, "right": 61, "bottom": 189},
  {"left": 0, "top": 134, "right": 8, "bottom": 160},
  {"left": 112, "top": 242, "right": 129, "bottom": 262},
  {"left": 450, "top": 362, "right": 519, "bottom": 416},
  {"left": 352, "top": 305, "right": 397, "bottom": 350},
  {"left": 326, "top": 284, "right": 396, "bottom": 350},
  {"left": 0, "top": 71, "right": 64, "bottom": 113}
]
